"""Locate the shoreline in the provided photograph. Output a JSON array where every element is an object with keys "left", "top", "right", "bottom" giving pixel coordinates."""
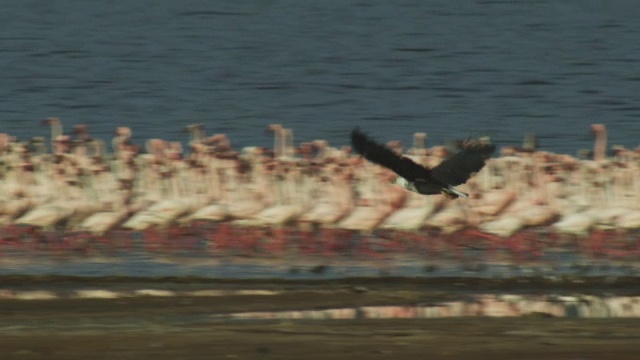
[
  {"left": 2, "top": 275, "right": 640, "bottom": 359},
  {"left": 3, "top": 273, "right": 640, "bottom": 292}
]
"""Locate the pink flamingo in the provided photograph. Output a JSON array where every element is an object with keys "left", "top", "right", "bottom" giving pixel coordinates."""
[{"left": 591, "top": 124, "right": 607, "bottom": 162}]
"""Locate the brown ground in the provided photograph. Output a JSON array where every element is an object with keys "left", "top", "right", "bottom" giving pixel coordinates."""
[{"left": 2, "top": 276, "right": 640, "bottom": 360}]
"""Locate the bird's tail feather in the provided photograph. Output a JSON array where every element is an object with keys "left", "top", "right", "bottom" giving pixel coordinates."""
[{"left": 442, "top": 186, "right": 468, "bottom": 199}]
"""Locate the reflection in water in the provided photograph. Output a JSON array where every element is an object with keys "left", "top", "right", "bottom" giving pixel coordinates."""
[{"left": 219, "top": 294, "right": 640, "bottom": 320}]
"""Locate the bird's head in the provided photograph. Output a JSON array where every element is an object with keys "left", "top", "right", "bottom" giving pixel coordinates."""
[
  {"left": 391, "top": 176, "right": 409, "bottom": 187},
  {"left": 391, "top": 176, "right": 419, "bottom": 193}
]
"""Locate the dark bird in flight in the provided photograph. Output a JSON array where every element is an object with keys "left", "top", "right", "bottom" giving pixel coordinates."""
[{"left": 350, "top": 128, "right": 495, "bottom": 199}]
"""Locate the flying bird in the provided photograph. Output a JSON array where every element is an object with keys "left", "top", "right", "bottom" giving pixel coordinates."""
[{"left": 350, "top": 128, "right": 495, "bottom": 199}]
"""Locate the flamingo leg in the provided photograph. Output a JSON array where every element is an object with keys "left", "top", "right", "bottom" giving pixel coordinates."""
[
  {"left": 297, "top": 224, "right": 317, "bottom": 254},
  {"left": 265, "top": 227, "right": 288, "bottom": 255}
]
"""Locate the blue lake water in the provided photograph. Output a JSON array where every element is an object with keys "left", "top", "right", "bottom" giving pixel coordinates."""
[
  {"left": 1, "top": 0, "right": 639, "bottom": 154},
  {"left": 1, "top": 248, "right": 638, "bottom": 279}
]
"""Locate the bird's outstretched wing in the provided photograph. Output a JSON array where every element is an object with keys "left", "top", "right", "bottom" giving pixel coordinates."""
[
  {"left": 350, "top": 128, "right": 431, "bottom": 182},
  {"left": 430, "top": 142, "right": 495, "bottom": 186}
]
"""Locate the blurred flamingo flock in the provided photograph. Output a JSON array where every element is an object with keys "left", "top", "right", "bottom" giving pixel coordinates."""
[{"left": 1, "top": 119, "right": 639, "bottom": 261}]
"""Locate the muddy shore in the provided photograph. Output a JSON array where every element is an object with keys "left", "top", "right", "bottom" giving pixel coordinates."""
[
  {"left": 1, "top": 276, "right": 640, "bottom": 359},
  {"left": 2, "top": 319, "right": 640, "bottom": 360}
]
